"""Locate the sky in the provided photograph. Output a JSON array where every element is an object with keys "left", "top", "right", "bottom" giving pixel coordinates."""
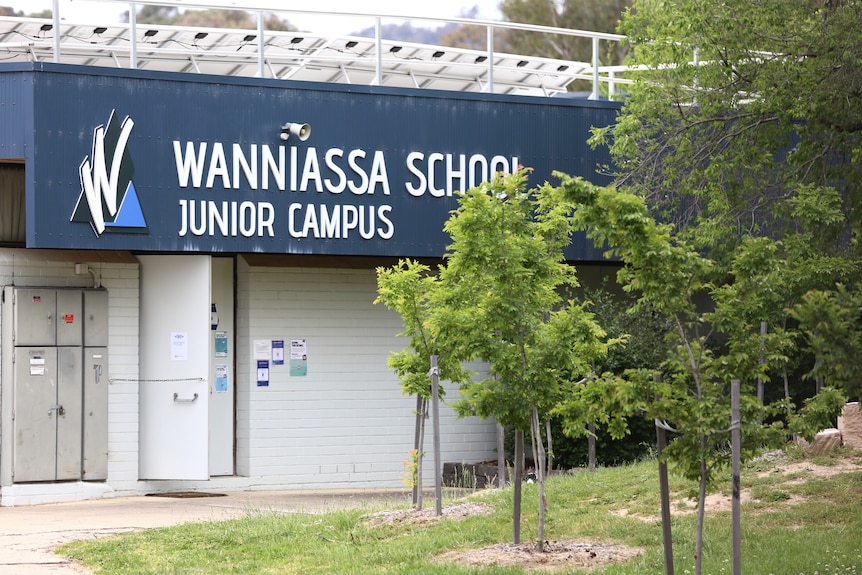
[{"left": 5, "top": 0, "right": 503, "bottom": 35}]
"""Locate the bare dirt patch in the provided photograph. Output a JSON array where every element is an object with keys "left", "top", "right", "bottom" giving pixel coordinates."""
[
  {"left": 365, "top": 502, "right": 641, "bottom": 571},
  {"left": 364, "top": 501, "right": 493, "bottom": 527},
  {"left": 695, "top": 451, "right": 862, "bottom": 514},
  {"left": 436, "top": 540, "right": 641, "bottom": 572},
  {"left": 612, "top": 450, "right": 862, "bottom": 521},
  {"left": 755, "top": 452, "right": 862, "bottom": 483}
]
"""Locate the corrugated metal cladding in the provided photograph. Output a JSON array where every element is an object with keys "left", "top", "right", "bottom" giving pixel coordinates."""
[
  {"left": 0, "top": 66, "right": 35, "bottom": 160},
  {"left": 6, "top": 63, "right": 619, "bottom": 260}
]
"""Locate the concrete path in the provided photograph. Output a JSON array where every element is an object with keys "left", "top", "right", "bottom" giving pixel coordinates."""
[{"left": 0, "top": 490, "right": 410, "bottom": 574}]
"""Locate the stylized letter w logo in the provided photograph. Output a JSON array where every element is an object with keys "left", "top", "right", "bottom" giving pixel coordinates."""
[{"left": 72, "top": 110, "right": 148, "bottom": 236}]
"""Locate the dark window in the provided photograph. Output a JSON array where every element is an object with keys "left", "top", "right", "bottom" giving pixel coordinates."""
[{"left": 0, "top": 163, "right": 25, "bottom": 245}]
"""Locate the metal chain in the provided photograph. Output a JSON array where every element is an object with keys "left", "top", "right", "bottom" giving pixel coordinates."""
[{"left": 109, "top": 377, "right": 206, "bottom": 383}]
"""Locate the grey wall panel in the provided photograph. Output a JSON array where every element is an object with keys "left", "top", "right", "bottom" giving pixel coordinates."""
[
  {"left": 55, "top": 289, "right": 83, "bottom": 347},
  {"left": 12, "top": 347, "right": 57, "bottom": 482},
  {"left": 55, "top": 346, "right": 83, "bottom": 481},
  {"left": 82, "top": 346, "right": 108, "bottom": 481},
  {"left": 12, "top": 288, "right": 56, "bottom": 347},
  {"left": 83, "top": 290, "right": 109, "bottom": 347}
]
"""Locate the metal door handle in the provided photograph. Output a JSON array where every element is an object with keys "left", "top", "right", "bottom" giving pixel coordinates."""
[
  {"left": 48, "top": 404, "right": 65, "bottom": 416},
  {"left": 173, "top": 393, "right": 199, "bottom": 403},
  {"left": 94, "top": 364, "right": 102, "bottom": 384}
]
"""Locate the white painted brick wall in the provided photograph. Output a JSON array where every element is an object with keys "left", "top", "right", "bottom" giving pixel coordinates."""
[
  {"left": 236, "top": 263, "right": 498, "bottom": 489},
  {"left": 1, "top": 251, "right": 496, "bottom": 503},
  {"left": 96, "top": 263, "right": 141, "bottom": 488},
  {"left": 0, "top": 250, "right": 140, "bottom": 503}
]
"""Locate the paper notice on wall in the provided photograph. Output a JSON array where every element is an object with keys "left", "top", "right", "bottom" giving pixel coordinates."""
[
  {"left": 30, "top": 357, "right": 46, "bottom": 376},
  {"left": 215, "top": 364, "right": 229, "bottom": 392},
  {"left": 171, "top": 332, "right": 188, "bottom": 361},
  {"left": 290, "top": 339, "right": 307, "bottom": 359},
  {"left": 253, "top": 339, "right": 271, "bottom": 360},
  {"left": 214, "top": 331, "right": 228, "bottom": 358},
  {"left": 257, "top": 360, "right": 269, "bottom": 387},
  {"left": 272, "top": 340, "right": 284, "bottom": 365},
  {"left": 290, "top": 339, "right": 307, "bottom": 376}
]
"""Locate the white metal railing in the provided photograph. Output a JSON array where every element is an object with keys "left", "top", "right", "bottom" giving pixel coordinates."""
[{"left": 23, "top": 0, "right": 632, "bottom": 98}]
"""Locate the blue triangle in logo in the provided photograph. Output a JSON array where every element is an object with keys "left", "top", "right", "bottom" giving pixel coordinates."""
[{"left": 105, "top": 181, "right": 147, "bottom": 228}]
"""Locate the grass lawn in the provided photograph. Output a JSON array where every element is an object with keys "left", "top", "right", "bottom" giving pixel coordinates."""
[{"left": 59, "top": 446, "right": 862, "bottom": 574}]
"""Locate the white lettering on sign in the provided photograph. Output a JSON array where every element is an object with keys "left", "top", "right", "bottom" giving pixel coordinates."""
[
  {"left": 171, "top": 139, "right": 520, "bottom": 243},
  {"left": 178, "top": 200, "right": 275, "bottom": 237},
  {"left": 173, "top": 142, "right": 391, "bottom": 195},
  {"left": 287, "top": 203, "right": 394, "bottom": 240},
  {"left": 405, "top": 152, "right": 519, "bottom": 197}
]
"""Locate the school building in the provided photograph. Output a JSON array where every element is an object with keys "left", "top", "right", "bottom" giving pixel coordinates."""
[{"left": 0, "top": 4, "right": 622, "bottom": 505}]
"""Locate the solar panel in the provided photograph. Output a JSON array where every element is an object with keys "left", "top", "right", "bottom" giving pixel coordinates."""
[{"left": 0, "top": 14, "right": 625, "bottom": 97}]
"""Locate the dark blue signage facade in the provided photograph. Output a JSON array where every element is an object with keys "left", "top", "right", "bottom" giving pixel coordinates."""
[{"left": 7, "top": 64, "right": 618, "bottom": 259}]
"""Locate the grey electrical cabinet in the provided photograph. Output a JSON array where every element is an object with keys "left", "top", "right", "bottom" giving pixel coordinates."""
[
  {"left": 82, "top": 346, "right": 108, "bottom": 480},
  {"left": 82, "top": 289, "right": 109, "bottom": 480},
  {"left": 9, "top": 288, "right": 109, "bottom": 483},
  {"left": 55, "top": 345, "right": 84, "bottom": 480},
  {"left": 83, "top": 290, "right": 108, "bottom": 347},
  {"left": 12, "top": 289, "right": 58, "bottom": 346}
]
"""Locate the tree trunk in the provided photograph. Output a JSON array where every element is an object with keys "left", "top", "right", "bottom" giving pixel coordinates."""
[
  {"left": 757, "top": 322, "right": 767, "bottom": 424},
  {"left": 531, "top": 403, "right": 547, "bottom": 552},
  {"left": 588, "top": 423, "right": 597, "bottom": 472},
  {"left": 545, "top": 419, "right": 554, "bottom": 474},
  {"left": 731, "top": 379, "right": 741, "bottom": 575},
  {"left": 497, "top": 423, "right": 507, "bottom": 487},
  {"left": 430, "top": 355, "right": 442, "bottom": 517},
  {"left": 513, "top": 429, "right": 524, "bottom": 544},
  {"left": 415, "top": 397, "right": 427, "bottom": 510},
  {"left": 412, "top": 394, "right": 422, "bottom": 507},
  {"left": 695, "top": 448, "right": 708, "bottom": 575},
  {"left": 655, "top": 375, "right": 674, "bottom": 575},
  {"left": 784, "top": 371, "right": 794, "bottom": 438},
  {"left": 657, "top": 421, "right": 674, "bottom": 575}
]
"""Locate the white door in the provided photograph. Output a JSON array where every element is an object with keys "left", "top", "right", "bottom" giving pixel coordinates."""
[
  {"left": 208, "top": 257, "right": 234, "bottom": 476},
  {"left": 138, "top": 255, "right": 211, "bottom": 480}
]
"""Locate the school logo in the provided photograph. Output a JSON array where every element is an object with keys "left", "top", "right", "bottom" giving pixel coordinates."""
[{"left": 71, "top": 110, "right": 148, "bottom": 236}]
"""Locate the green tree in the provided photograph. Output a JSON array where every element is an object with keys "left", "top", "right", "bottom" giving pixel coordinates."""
[
  {"left": 498, "top": 0, "right": 630, "bottom": 65},
  {"left": 559, "top": 173, "right": 846, "bottom": 575},
  {"left": 552, "top": 284, "right": 674, "bottom": 469},
  {"left": 588, "top": 0, "right": 862, "bottom": 398},
  {"left": 0, "top": 5, "right": 52, "bottom": 17},
  {"left": 375, "top": 259, "right": 472, "bottom": 509},
  {"left": 439, "top": 6, "right": 496, "bottom": 50},
  {"left": 125, "top": 5, "right": 296, "bottom": 31},
  {"left": 789, "top": 285, "right": 862, "bottom": 399},
  {"left": 594, "top": 0, "right": 862, "bottom": 270},
  {"left": 575, "top": 5, "right": 861, "bottom": 568},
  {"left": 434, "top": 170, "right": 613, "bottom": 551},
  {"left": 124, "top": 5, "right": 179, "bottom": 25}
]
